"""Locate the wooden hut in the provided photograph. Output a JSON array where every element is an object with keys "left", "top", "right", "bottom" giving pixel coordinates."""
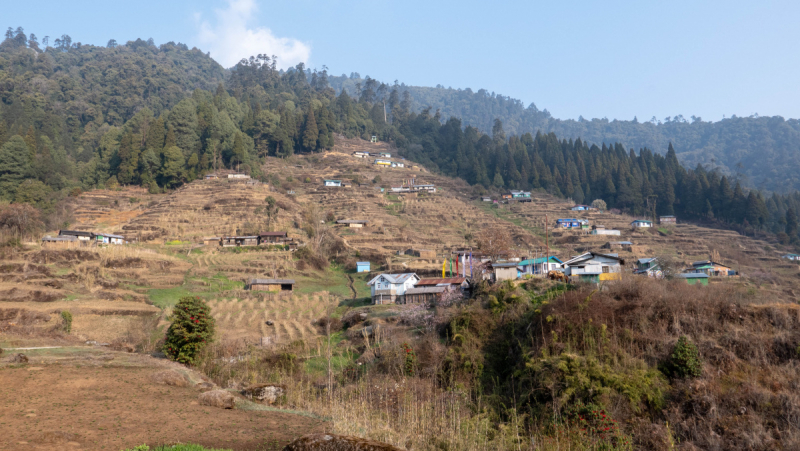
[{"left": 247, "top": 279, "right": 295, "bottom": 292}]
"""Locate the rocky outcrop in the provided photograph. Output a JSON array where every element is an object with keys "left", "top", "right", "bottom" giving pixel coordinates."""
[
  {"left": 241, "top": 384, "right": 286, "bottom": 404},
  {"left": 198, "top": 389, "right": 235, "bottom": 409}
]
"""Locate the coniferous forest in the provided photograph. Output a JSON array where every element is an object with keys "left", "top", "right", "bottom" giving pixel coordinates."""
[{"left": 1, "top": 28, "right": 800, "bottom": 244}]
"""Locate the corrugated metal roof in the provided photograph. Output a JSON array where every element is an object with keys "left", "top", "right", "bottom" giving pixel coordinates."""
[
  {"left": 356, "top": 261, "right": 370, "bottom": 265},
  {"left": 492, "top": 262, "right": 520, "bottom": 268},
  {"left": 677, "top": 273, "right": 708, "bottom": 279},
  {"left": 416, "top": 277, "right": 467, "bottom": 286},
  {"left": 337, "top": 220, "right": 369, "bottom": 224},
  {"left": 259, "top": 232, "right": 288, "bottom": 237},
  {"left": 406, "top": 286, "right": 447, "bottom": 295},
  {"left": 368, "top": 273, "right": 419, "bottom": 285},
  {"left": 638, "top": 258, "right": 657, "bottom": 264},
  {"left": 250, "top": 279, "right": 295, "bottom": 284},
  {"left": 519, "top": 257, "right": 562, "bottom": 265},
  {"left": 609, "top": 241, "right": 633, "bottom": 245},
  {"left": 59, "top": 230, "right": 93, "bottom": 237}
]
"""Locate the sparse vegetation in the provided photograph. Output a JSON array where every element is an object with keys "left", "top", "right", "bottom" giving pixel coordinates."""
[{"left": 60, "top": 310, "right": 72, "bottom": 333}]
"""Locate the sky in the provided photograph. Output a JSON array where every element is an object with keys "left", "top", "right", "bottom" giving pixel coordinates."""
[{"left": 6, "top": 0, "right": 800, "bottom": 122}]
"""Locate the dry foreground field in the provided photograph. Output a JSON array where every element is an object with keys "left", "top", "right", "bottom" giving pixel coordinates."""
[{"left": 2, "top": 137, "right": 800, "bottom": 450}]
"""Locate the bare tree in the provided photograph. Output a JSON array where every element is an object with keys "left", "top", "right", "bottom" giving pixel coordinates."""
[
  {"left": 476, "top": 226, "right": 513, "bottom": 260},
  {"left": 0, "top": 203, "right": 44, "bottom": 241}
]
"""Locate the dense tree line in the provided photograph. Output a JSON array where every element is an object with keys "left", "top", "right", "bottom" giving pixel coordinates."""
[
  {"left": 328, "top": 75, "right": 800, "bottom": 193},
  {"left": 2, "top": 29, "right": 800, "bottom": 244},
  {"left": 396, "top": 112, "right": 800, "bottom": 243}
]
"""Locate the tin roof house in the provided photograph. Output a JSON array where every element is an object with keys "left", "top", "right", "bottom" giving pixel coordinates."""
[
  {"left": 688, "top": 260, "right": 736, "bottom": 277},
  {"left": 562, "top": 252, "right": 624, "bottom": 283},
  {"left": 367, "top": 273, "right": 420, "bottom": 305},
  {"left": 518, "top": 256, "right": 562, "bottom": 275},
  {"left": 556, "top": 219, "right": 582, "bottom": 229}
]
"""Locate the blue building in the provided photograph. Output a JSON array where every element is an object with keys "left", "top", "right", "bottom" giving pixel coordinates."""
[
  {"left": 356, "top": 261, "right": 371, "bottom": 273},
  {"left": 556, "top": 218, "right": 582, "bottom": 228},
  {"left": 519, "top": 256, "right": 563, "bottom": 275}
]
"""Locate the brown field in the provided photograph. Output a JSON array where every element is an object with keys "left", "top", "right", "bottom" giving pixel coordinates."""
[{"left": 0, "top": 346, "right": 325, "bottom": 451}]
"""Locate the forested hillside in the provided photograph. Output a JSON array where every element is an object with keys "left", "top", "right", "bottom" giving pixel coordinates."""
[
  {"left": 328, "top": 75, "right": 800, "bottom": 193},
  {"left": 2, "top": 28, "right": 800, "bottom": 245}
]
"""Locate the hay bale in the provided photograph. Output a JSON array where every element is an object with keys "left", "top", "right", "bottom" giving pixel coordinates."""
[
  {"left": 282, "top": 434, "right": 404, "bottom": 451},
  {"left": 198, "top": 389, "right": 236, "bottom": 409},
  {"left": 241, "top": 384, "right": 286, "bottom": 404},
  {"left": 150, "top": 369, "right": 190, "bottom": 387}
]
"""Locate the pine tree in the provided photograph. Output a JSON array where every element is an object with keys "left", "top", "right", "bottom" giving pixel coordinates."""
[
  {"left": 786, "top": 207, "right": 798, "bottom": 237},
  {"left": 302, "top": 105, "right": 319, "bottom": 151},
  {"left": 0, "top": 136, "right": 31, "bottom": 200}
]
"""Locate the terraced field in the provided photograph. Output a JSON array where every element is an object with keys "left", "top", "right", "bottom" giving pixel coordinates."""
[{"left": 206, "top": 292, "right": 338, "bottom": 343}]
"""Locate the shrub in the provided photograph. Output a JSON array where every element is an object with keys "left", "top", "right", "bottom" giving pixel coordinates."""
[
  {"left": 60, "top": 310, "right": 72, "bottom": 333},
  {"left": 164, "top": 296, "right": 215, "bottom": 364},
  {"left": 591, "top": 199, "right": 607, "bottom": 211},
  {"left": 662, "top": 335, "right": 702, "bottom": 378},
  {"left": 402, "top": 342, "right": 417, "bottom": 376}
]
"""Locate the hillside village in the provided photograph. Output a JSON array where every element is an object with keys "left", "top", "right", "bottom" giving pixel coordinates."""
[
  {"left": 4, "top": 137, "right": 800, "bottom": 450},
  {"left": 30, "top": 136, "right": 800, "bottom": 305}
]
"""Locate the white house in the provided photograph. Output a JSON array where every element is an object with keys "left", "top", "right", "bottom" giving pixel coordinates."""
[
  {"left": 631, "top": 219, "right": 653, "bottom": 228},
  {"left": 561, "top": 252, "right": 624, "bottom": 283},
  {"left": 367, "top": 273, "right": 420, "bottom": 304},
  {"left": 353, "top": 151, "right": 370, "bottom": 158},
  {"left": 324, "top": 179, "right": 342, "bottom": 187}
]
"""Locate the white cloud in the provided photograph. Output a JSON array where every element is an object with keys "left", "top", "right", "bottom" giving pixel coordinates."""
[{"left": 196, "top": 0, "right": 310, "bottom": 69}]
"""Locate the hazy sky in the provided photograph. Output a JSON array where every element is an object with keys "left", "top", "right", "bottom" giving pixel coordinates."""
[{"left": 7, "top": 0, "right": 800, "bottom": 121}]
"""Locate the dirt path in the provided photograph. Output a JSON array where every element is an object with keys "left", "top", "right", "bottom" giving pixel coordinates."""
[
  {"left": 0, "top": 349, "right": 326, "bottom": 451},
  {"left": 345, "top": 274, "right": 357, "bottom": 301}
]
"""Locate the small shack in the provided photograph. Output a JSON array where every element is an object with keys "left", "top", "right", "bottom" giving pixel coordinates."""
[
  {"left": 404, "top": 286, "right": 446, "bottom": 304},
  {"left": 556, "top": 219, "right": 582, "bottom": 229},
  {"left": 374, "top": 159, "right": 392, "bottom": 167},
  {"left": 631, "top": 219, "right": 653, "bottom": 228},
  {"left": 659, "top": 215, "right": 677, "bottom": 225},
  {"left": 676, "top": 273, "right": 709, "bottom": 286},
  {"left": 95, "top": 233, "right": 124, "bottom": 245},
  {"left": 353, "top": 151, "right": 370, "bottom": 158},
  {"left": 481, "top": 196, "right": 492, "bottom": 202},
  {"left": 336, "top": 220, "right": 369, "bottom": 228},
  {"left": 204, "top": 174, "right": 219, "bottom": 180},
  {"left": 58, "top": 230, "right": 94, "bottom": 242},
  {"left": 228, "top": 173, "right": 250, "bottom": 179},
  {"left": 222, "top": 236, "right": 259, "bottom": 247},
  {"left": 492, "top": 262, "right": 520, "bottom": 281},
  {"left": 259, "top": 231, "right": 288, "bottom": 244},
  {"left": 591, "top": 225, "right": 621, "bottom": 236},
  {"left": 356, "top": 261, "right": 371, "bottom": 273},
  {"left": 248, "top": 278, "right": 295, "bottom": 292},
  {"left": 324, "top": 179, "right": 342, "bottom": 187},
  {"left": 203, "top": 237, "right": 221, "bottom": 246}
]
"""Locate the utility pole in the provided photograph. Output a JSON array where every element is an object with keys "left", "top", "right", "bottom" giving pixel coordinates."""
[
  {"left": 545, "top": 214, "right": 549, "bottom": 276},
  {"left": 383, "top": 101, "right": 387, "bottom": 123}
]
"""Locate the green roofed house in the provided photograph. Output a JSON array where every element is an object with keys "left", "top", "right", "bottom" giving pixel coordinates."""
[{"left": 676, "top": 273, "right": 709, "bottom": 286}]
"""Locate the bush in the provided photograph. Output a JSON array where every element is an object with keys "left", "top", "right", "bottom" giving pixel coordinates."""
[
  {"left": 590, "top": 199, "right": 607, "bottom": 211},
  {"left": 662, "top": 335, "right": 702, "bottom": 378},
  {"left": 60, "top": 310, "right": 72, "bottom": 333},
  {"left": 164, "top": 296, "right": 215, "bottom": 364}
]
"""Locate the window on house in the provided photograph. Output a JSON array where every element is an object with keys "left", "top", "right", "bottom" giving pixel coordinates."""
[{"left": 602, "top": 266, "right": 610, "bottom": 273}]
